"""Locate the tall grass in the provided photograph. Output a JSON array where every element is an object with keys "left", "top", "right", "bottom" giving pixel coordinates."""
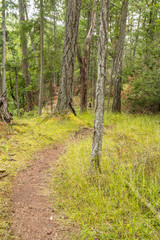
[
  {"left": 0, "top": 112, "right": 83, "bottom": 239},
  {"left": 51, "top": 113, "right": 160, "bottom": 239}
]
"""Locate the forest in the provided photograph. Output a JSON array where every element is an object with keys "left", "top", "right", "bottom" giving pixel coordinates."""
[{"left": 0, "top": 0, "right": 160, "bottom": 239}]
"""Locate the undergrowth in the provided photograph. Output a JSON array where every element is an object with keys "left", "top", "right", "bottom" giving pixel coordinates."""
[
  {"left": 51, "top": 113, "right": 160, "bottom": 239},
  {"left": 0, "top": 111, "right": 83, "bottom": 239}
]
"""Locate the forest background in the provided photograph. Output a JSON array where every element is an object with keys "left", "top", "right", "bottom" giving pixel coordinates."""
[
  {"left": 0, "top": 0, "right": 160, "bottom": 115},
  {"left": 0, "top": 0, "right": 160, "bottom": 239}
]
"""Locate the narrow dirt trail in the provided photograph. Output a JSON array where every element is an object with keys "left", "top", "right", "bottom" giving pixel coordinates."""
[{"left": 11, "top": 144, "right": 71, "bottom": 240}]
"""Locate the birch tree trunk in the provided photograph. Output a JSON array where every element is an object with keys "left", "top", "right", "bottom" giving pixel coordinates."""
[
  {"left": 77, "top": 0, "right": 97, "bottom": 112},
  {"left": 112, "top": 0, "right": 129, "bottom": 113},
  {"left": 2, "top": 0, "right": 6, "bottom": 94},
  {"left": 55, "top": 0, "right": 81, "bottom": 115},
  {"left": 38, "top": 0, "right": 44, "bottom": 116},
  {"left": 90, "top": 0, "right": 109, "bottom": 172},
  {"left": 19, "top": 0, "right": 33, "bottom": 111}
]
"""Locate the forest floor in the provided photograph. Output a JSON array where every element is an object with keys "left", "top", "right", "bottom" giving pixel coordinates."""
[
  {"left": 11, "top": 144, "right": 72, "bottom": 240},
  {"left": 11, "top": 127, "right": 91, "bottom": 240},
  {"left": 0, "top": 112, "right": 84, "bottom": 239},
  {"left": 1, "top": 112, "right": 160, "bottom": 239}
]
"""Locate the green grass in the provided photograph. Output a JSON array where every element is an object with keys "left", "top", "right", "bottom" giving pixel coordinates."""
[
  {"left": 51, "top": 113, "right": 160, "bottom": 239},
  {"left": 0, "top": 111, "right": 84, "bottom": 239}
]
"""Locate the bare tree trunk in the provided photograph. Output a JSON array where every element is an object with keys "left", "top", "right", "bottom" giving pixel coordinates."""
[
  {"left": 112, "top": 0, "right": 129, "bottom": 113},
  {"left": 0, "top": 66, "right": 2, "bottom": 96},
  {"left": 55, "top": 0, "right": 81, "bottom": 115},
  {"left": 132, "top": 12, "right": 141, "bottom": 67},
  {"left": 0, "top": 92, "right": 12, "bottom": 123},
  {"left": 50, "top": 78, "right": 54, "bottom": 112},
  {"left": 2, "top": 0, "right": 6, "bottom": 94},
  {"left": 92, "top": 58, "right": 97, "bottom": 109},
  {"left": 107, "top": 11, "right": 120, "bottom": 112},
  {"left": 9, "top": 41, "right": 21, "bottom": 117},
  {"left": 53, "top": 72, "right": 57, "bottom": 86},
  {"left": 107, "top": 58, "right": 114, "bottom": 112},
  {"left": 14, "top": 68, "right": 20, "bottom": 117},
  {"left": 38, "top": 0, "right": 44, "bottom": 116},
  {"left": 53, "top": 1, "right": 57, "bottom": 87},
  {"left": 19, "top": 0, "right": 33, "bottom": 111},
  {"left": 24, "top": 2, "right": 38, "bottom": 66},
  {"left": 90, "top": 0, "right": 109, "bottom": 172},
  {"left": 92, "top": 39, "right": 98, "bottom": 109},
  {"left": 90, "top": 58, "right": 93, "bottom": 104},
  {"left": 77, "top": 0, "right": 97, "bottom": 112}
]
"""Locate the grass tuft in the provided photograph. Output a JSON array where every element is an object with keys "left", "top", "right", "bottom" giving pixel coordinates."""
[
  {"left": 0, "top": 112, "right": 84, "bottom": 239},
  {"left": 51, "top": 113, "right": 160, "bottom": 239}
]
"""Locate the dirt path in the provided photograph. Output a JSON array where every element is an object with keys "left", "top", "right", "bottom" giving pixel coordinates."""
[{"left": 11, "top": 144, "right": 72, "bottom": 240}]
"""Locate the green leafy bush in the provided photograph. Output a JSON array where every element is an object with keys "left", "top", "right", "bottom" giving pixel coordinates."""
[{"left": 122, "top": 69, "right": 160, "bottom": 113}]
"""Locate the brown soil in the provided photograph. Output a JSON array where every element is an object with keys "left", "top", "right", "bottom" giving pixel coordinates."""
[
  {"left": 11, "top": 127, "right": 92, "bottom": 240},
  {"left": 11, "top": 145, "right": 72, "bottom": 240}
]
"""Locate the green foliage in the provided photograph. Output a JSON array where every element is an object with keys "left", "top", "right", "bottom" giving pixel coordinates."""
[
  {"left": 51, "top": 113, "right": 160, "bottom": 239},
  {"left": 121, "top": 0, "right": 160, "bottom": 113},
  {"left": 122, "top": 60, "right": 160, "bottom": 112}
]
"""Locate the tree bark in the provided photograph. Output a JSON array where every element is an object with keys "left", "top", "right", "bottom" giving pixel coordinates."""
[
  {"left": 14, "top": 67, "right": 20, "bottom": 117},
  {"left": 38, "top": 0, "right": 44, "bottom": 116},
  {"left": 9, "top": 42, "right": 21, "bottom": 117},
  {"left": 92, "top": 58, "right": 97, "bottom": 109},
  {"left": 24, "top": 2, "right": 38, "bottom": 66},
  {"left": 90, "top": 0, "right": 109, "bottom": 172},
  {"left": 0, "top": 92, "right": 12, "bottom": 123},
  {"left": 2, "top": 0, "right": 6, "bottom": 94},
  {"left": 19, "top": 0, "right": 33, "bottom": 111},
  {"left": 53, "top": 1, "right": 57, "bottom": 87},
  {"left": 132, "top": 12, "right": 141, "bottom": 67},
  {"left": 0, "top": 66, "right": 2, "bottom": 96},
  {"left": 107, "top": 11, "right": 120, "bottom": 112},
  {"left": 77, "top": 0, "right": 97, "bottom": 112},
  {"left": 55, "top": 0, "right": 81, "bottom": 115},
  {"left": 112, "top": 0, "right": 129, "bottom": 113}
]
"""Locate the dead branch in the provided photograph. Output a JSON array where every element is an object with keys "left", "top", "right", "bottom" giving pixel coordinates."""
[{"left": 125, "top": 181, "right": 160, "bottom": 222}]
